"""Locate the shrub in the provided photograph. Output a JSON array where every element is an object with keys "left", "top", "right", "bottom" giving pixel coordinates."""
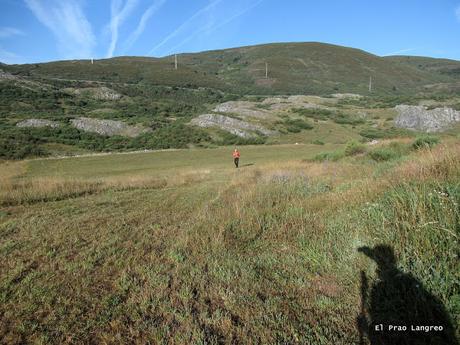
[
  {"left": 312, "top": 150, "right": 345, "bottom": 162},
  {"left": 312, "top": 139, "right": 325, "bottom": 145},
  {"left": 388, "top": 141, "right": 410, "bottom": 156},
  {"left": 412, "top": 136, "right": 439, "bottom": 150},
  {"left": 359, "top": 127, "right": 412, "bottom": 139},
  {"left": 368, "top": 147, "right": 399, "bottom": 161},
  {"left": 284, "top": 119, "right": 314, "bottom": 133},
  {"left": 333, "top": 113, "right": 365, "bottom": 125},
  {"left": 292, "top": 108, "right": 333, "bottom": 120},
  {"left": 344, "top": 140, "right": 366, "bottom": 156}
]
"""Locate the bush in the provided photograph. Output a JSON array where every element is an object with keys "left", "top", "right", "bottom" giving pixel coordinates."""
[
  {"left": 388, "top": 141, "right": 410, "bottom": 156},
  {"left": 312, "top": 150, "right": 345, "bottom": 162},
  {"left": 292, "top": 108, "right": 333, "bottom": 120},
  {"left": 333, "top": 113, "right": 365, "bottom": 125},
  {"left": 368, "top": 147, "right": 399, "bottom": 161},
  {"left": 344, "top": 140, "right": 366, "bottom": 156},
  {"left": 283, "top": 119, "right": 314, "bottom": 133},
  {"left": 312, "top": 139, "right": 325, "bottom": 145},
  {"left": 359, "top": 127, "right": 412, "bottom": 139},
  {"left": 0, "top": 131, "right": 48, "bottom": 159},
  {"left": 412, "top": 136, "right": 439, "bottom": 150}
]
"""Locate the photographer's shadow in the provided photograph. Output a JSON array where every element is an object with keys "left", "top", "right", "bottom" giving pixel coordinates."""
[{"left": 357, "top": 245, "right": 458, "bottom": 345}]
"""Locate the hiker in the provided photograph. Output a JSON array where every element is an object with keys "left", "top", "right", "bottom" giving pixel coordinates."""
[{"left": 232, "top": 148, "right": 240, "bottom": 168}]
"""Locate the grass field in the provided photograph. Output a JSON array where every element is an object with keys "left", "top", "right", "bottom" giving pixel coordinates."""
[{"left": 0, "top": 141, "right": 459, "bottom": 344}]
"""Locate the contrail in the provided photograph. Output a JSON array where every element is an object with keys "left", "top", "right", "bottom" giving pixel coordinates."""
[
  {"left": 0, "top": 27, "right": 25, "bottom": 38},
  {"left": 148, "top": 0, "right": 224, "bottom": 55},
  {"left": 123, "top": 0, "right": 167, "bottom": 53},
  {"left": 382, "top": 48, "right": 418, "bottom": 56},
  {"left": 107, "top": 0, "right": 139, "bottom": 58},
  {"left": 165, "top": 0, "right": 264, "bottom": 56}
]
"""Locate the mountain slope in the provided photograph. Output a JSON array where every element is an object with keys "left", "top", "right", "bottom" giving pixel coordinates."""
[
  {"left": 384, "top": 55, "right": 460, "bottom": 80},
  {"left": 3, "top": 42, "right": 456, "bottom": 95}
]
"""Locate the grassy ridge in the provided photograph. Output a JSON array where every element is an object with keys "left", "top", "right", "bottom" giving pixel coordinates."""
[
  {"left": 0, "top": 141, "right": 458, "bottom": 343},
  {"left": 4, "top": 42, "right": 456, "bottom": 95}
]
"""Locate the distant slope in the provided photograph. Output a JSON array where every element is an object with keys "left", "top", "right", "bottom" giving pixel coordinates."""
[
  {"left": 384, "top": 55, "right": 460, "bottom": 80},
  {"left": 2, "top": 42, "right": 455, "bottom": 95}
]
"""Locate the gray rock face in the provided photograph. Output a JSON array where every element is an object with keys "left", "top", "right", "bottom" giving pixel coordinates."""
[
  {"left": 213, "top": 101, "right": 270, "bottom": 119},
  {"left": 191, "top": 114, "right": 275, "bottom": 138},
  {"left": 395, "top": 105, "right": 460, "bottom": 132},
  {"left": 0, "top": 69, "right": 17, "bottom": 80},
  {"left": 16, "top": 119, "right": 60, "bottom": 128},
  {"left": 64, "top": 87, "right": 122, "bottom": 100},
  {"left": 70, "top": 117, "right": 150, "bottom": 137},
  {"left": 214, "top": 97, "right": 329, "bottom": 117}
]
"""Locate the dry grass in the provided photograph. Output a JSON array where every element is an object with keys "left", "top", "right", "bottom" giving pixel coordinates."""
[
  {"left": 0, "top": 143, "right": 458, "bottom": 344},
  {"left": 0, "top": 169, "right": 212, "bottom": 206}
]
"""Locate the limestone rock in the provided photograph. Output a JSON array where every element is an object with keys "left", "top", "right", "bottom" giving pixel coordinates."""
[
  {"left": 16, "top": 119, "right": 60, "bottom": 128},
  {"left": 191, "top": 114, "right": 275, "bottom": 138},
  {"left": 70, "top": 117, "right": 150, "bottom": 137},
  {"left": 395, "top": 105, "right": 460, "bottom": 132}
]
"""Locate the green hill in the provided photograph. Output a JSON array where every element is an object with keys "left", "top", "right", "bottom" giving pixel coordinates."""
[
  {"left": 3, "top": 42, "right": 457, "bottom": 95},
  {"left": 384, "top": 55, "right": 460, "bottom": 80},
  {"left": 1, "top": 42, "right": 460, "bottom": 160}
]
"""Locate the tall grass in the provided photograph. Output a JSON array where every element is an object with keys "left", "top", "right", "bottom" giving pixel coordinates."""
[
  {"left": 0, "top": 169, "right": 211, "bottom": 206},
  {"left": 0, "top": 143, "right": 458, "bottom": 343}
]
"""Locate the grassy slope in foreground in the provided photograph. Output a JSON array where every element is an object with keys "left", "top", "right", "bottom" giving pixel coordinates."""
[{"left": 0, "top": 142, "right": 459, "bottom": 344}]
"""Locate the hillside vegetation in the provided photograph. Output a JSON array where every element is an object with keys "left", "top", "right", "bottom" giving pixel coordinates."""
[
  {"left": 3, "top": 42, "right": 458, "bottom": 95},
  {"left": 0, "top": 139, "right": 459, "bottom": 344},
  {"left": 2, "top": 42, "right": 460, "bottom": 159}
]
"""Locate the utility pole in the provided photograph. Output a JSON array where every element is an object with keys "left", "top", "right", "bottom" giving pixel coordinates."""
[
  {"left": 174, "top": 54, "right": 178, "bottom": 70},
  {"left": 369, "top": 76, "right": 372, "bottom": 92},
  {"left": 265, "top": 62, "right": 268, "bottom": 79}
]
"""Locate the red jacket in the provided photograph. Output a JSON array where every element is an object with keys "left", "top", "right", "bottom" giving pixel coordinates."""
[{"left": 232, "top": 151, "right": 240, "bottom": 158}]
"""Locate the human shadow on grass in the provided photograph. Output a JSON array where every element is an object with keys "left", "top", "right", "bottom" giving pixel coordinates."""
[
  {"left": 239, "top": 163, "right": 255, "bottom": 168},
  {"left": 357, "top": 244, "right": 458, "bottom": 345}
]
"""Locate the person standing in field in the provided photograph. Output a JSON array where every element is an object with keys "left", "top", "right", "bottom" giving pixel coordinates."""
[{"left": 232, "top": 148, "right": 240, "bottom": 168}]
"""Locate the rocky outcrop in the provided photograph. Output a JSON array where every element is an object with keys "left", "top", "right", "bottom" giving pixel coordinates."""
[
  {"left": 64, "top": 87, "right": 122, "bottom": 100},
  {"left": 0, "top": 69, "right": 17, "bottom": 80},
  {"left": 331, "top": 93, "right": 363, "bottom": 99},
  {"left": 214, "top": 101, "right": 270, "bottom": 119},
  {"left": 261, "top": 95, "right": 328, "bottom": 111},
  {"left": 16, "top": 119, "right": 60, "bottom": 128},
  {"left": 214, "top": 97, "right": 330, "bottom": 117},
  {"left": 395, "top": 105, "right": 460, "bottom": 132},
  {"left": 191, "top": 114, "right": 275, "bottom": 138},
  {"left": 70, "top": 117, "right": 150, "bottom": 137}
]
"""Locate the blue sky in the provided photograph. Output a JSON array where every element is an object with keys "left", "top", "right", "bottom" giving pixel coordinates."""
[{"left": 1, "top": 0, "right": 460, "bottom": 64}]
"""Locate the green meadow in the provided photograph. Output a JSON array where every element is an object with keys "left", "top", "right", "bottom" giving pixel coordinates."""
[{"left": 0, "top": 140, "right": 459, "bottom": 344}]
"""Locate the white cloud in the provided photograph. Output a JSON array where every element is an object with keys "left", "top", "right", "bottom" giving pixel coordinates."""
[
  {"left": 0, "top": 27, "right": 25, "bottom": 38},
  {"left": 456, "top": 5, "right": 460, "bottom": 22},
  {"left": 122, "top": 0, "right": 167, "bottom": 53},
  {"left": 25, "top": 0, "right": 95, "bottom": 59},
  {"left": 107, "top": 0, "right": 139, "bottom": 58},
  {"left": 148, "top": 0, "right": 224, "bottom": 55}
]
